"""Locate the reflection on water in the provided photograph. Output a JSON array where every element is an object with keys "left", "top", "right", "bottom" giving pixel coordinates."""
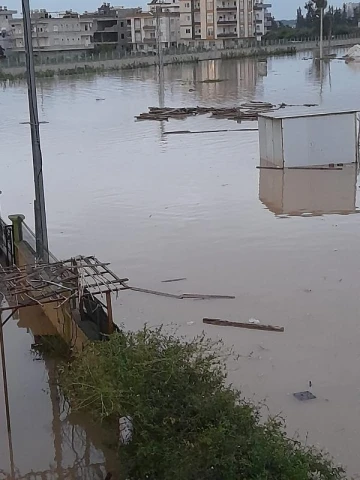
[
  {"left": 0, "top": 307, "right": 119, "bottom": 479},
  {"left": 3, "top": 51, "right": 360, "bottom": 477},
  {"left": 259, "top": 164, "right": 358, "bottom": 216}
]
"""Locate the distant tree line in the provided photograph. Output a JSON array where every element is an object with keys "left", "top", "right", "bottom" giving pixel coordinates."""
[{"left": 264, "top": 1, "right": 360, "bottom": 40}]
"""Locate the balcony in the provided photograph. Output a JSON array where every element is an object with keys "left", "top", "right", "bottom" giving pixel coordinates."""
[
  {"left": 217, "top": 19, "right": 237, "bottom": 24},
  {"left": 254, "top": 2, "right": 272, "bottom": 9},
  {"left": 217, "top": 6, "right": 237, "bottom": 11},
  {"left": 143, "top": 37, "right": 156, "bottom": 43},
  {"left": 217, "top": 32, "right": 237, "bottom": 37},
  {"left": 143, "top": 24, "right": 155, "bottom": 30}
]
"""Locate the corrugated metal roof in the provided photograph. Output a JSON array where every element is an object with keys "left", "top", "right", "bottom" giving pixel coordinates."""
[{"left": 259, "top": 106, "right": 359, "bottom": 120}]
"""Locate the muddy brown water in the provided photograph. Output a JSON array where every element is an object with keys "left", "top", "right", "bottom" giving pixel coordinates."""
[{"left": 2, "top": 49, "right": 360, "bottom": 477}]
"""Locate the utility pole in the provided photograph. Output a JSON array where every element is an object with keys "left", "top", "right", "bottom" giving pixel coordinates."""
[
  {"left": 320, "top": 6, "right": 324, "bottom": 59},
  {"left": 22, "top": 0, "right": 49, "bottom": 262},
  {"left": 155, "top": 5, "right": 164, "bottom": 94}
]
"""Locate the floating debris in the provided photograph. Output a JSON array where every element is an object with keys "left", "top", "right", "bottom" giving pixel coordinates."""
[
  {"left": 135, "top": 102, "right": 318, "bottom": 122},
  {"left": 161, "top": 277, "right": 187, "bottom": 283},
  {"left": 293, "top": 391, "right": 316, "bottom": 401},
  {"left": 248, "top": 318, "right": 261, "bottom": 324},
  {"left": 128, "top": 286, "right": 234, "bottom": 300},
  {"left": 203, "top": 318, "right": 284, "bottom": 332},
  {"left": 199, "top": 78, "right": 227, "bottom": 83}
]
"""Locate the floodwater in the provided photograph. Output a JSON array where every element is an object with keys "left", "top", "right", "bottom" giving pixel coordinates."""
[{"left": 2, "top": 48, "right": 360, "bottom": 477}]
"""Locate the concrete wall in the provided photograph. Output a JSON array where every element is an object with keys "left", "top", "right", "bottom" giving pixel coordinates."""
[
  {"left": 8, "top": 215, "right": 88, "bottom": 351},
  {"left": 1, "top": 36, "right": 359, "bottom": 76}
]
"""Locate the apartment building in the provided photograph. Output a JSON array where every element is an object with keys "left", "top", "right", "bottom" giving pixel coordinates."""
[
  {"left": 127, "top": 6, "right": 180, "bottom": 52},
  {"left": 254, "top": 0, "right": 272, "bottom": 41},
  {"left": 83, "top": 3, "right": 141, "bottom": 51},
  {"left": 0, "top": 6, "right": 16, "bottom": 52},
  {"left": 9, "top": 9, "right": 94, "bottom": 52},
  {"left": 180, "top": 0, "right": 270, "bottom": 42}
]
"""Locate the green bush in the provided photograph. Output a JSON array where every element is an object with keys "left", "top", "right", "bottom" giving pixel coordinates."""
[{"left": 59, "top": 327, "right": 345, "bottom": 480}]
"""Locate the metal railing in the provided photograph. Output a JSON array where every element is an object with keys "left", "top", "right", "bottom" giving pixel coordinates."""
[{"left": 22, "top": 220, "right": 58, "bottom": 263}]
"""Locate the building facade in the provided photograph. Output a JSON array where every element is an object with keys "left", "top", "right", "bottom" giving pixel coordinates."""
[
  {"left": 9, "top": 9, "right": 94, "bottom": 52},
  {"left": 0, "top": 6, "right": 17, "bottom": 54},
  {"left": 179, "top": 0, "right": 271, "bottom": 42},
  {"left": 84, "top": 3, "right": 141, "bottom": 51},
  {"left": 127, "top": 6, "right": 180, "bottom": 52},
  {"left": 254, "top": 0, "right": 272, "bottom": 41}
]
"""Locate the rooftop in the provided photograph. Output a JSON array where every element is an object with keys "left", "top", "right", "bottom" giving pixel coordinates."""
[{"left": 259, "top": 106, "right": 359, "bottom": 120}]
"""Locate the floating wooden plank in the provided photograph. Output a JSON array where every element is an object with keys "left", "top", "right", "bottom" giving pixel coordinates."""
[
  {"left": 203, "top": 318, "right": 284, "bottom": 332},
  {"left": 128, "top": 286, "right": 182, "bottom": 299},
  {"left": 128, "top": 287, "right": 234, "bottom": 300},
  {"left": 183, "top": 294, "right": 235, "bottom": 300},
  {"left": 161, "top": 277, "right": 187, "bottom": 283}
]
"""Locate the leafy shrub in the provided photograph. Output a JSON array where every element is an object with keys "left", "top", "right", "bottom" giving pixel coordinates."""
[{"left": 60, "top": 327, "right": 345, "bottom": 480}]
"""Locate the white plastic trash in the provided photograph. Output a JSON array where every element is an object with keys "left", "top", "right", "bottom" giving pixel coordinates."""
[{"left": 119, "top": 415, "right": 133, "bottom": 445}]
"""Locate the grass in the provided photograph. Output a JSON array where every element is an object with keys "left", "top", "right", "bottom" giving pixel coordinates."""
[{"left": 58, "top": 326, "right": 346, "bottom": 480}]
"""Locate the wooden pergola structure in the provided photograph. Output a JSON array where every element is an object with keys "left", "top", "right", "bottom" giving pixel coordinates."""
[{"left": 0, "top": 255, "right": 130, "bottom": 479}]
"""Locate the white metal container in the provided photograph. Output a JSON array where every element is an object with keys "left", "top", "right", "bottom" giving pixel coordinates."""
[{"left": 258, "top": 108, "right": 358, "bottom": 168}]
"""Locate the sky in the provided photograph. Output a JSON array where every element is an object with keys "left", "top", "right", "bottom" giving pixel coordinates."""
[{"left": 4, "top": 0, "right": 345, "bottom": 20}]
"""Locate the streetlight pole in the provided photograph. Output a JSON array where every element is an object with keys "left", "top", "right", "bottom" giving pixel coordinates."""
[
  {"left": 22, "top": 0, "right": 49, "bottom": 262},
  {"left": 320, "top": 6, "right": 324, "bottom": 59}
]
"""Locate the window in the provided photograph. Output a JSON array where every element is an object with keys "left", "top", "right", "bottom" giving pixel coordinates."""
[
  {"left": 207, "top": 0, "right": 213, "bottom": 9},
  {"left": 185, "top": 28, "right": 191, "bottom": 33},
  {"left": 85, "top": 24, "right": 88, "bottom": 31},
  {"left": 207, "top": 13, "right": 213, "bottom": 22},
  {"left": 187, "top": 15, "right": 191, "bottom": 21},
  {"left": 127, "top": 19, "right": 131, "bottom": 25},
  {"left": 120, "top": 21, "right": 124, "bottom": 27},
  {"left": 185, "top": 2, "right": 190, "bottom": 6},
  {"left": 171, "top": 18, "right": 174, "bottom": 23},
  {"left": 140, "top": 44, "right": 144, "bottom": 49},
  {"left": 127, "top": 31, "right": 132, "bottom": 37},
  {"left": 121, "top": 33, "right": 125, "bottom": 39},
  {"left": 53, "top": 25, "right": 58, "bottom": 32}
]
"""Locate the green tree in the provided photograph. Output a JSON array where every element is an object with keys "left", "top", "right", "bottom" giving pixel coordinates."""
[{"left": 296, "top": 7, "right": 305, "bottom": 28}]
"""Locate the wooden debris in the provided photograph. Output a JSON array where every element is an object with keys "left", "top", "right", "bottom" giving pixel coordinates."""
[
  {"left": 128, "top": 286, "right": 234, "bottom": 300},
  {"left": 128, "top": 286, "right": 182, "bottom": 299},
  {"left": 182, "top": 294, "right": 235, "bottom": 299},
  {"left": 136, "top": 103, "right": 318, "bottom": 123},
  {"left": 161, "top": 277, "right": 187, "bottom": 283},
  {"left": 165, "top": 128, "right": 258, "bottom": 135},
  {"left": 203, "top": 318, "right": 284, "bottom": 332}
]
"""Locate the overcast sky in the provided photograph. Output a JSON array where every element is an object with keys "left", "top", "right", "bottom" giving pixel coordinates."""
[{"left": 5, "top": 0, "right": 345, "bottom": 19}]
